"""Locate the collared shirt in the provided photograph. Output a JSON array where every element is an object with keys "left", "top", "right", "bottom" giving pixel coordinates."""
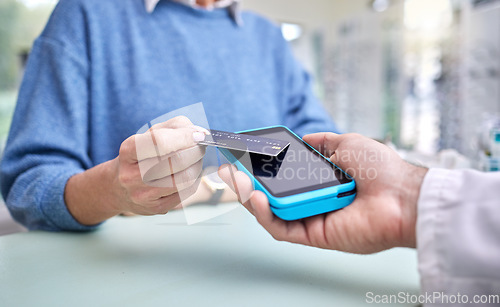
[
  {"left": 144, "top": 0, "right": 242, "bottom": 25},
  {"left": 417, "top": 168, "right": 500, "bottom": 306}
]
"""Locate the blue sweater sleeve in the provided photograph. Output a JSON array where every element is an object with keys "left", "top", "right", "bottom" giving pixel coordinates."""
[
  {"left": 280, "top": 40, "right": 339, "bottom": 137},
  {"left": 0, "top": 20, "right": 97, "bottom": 230}
]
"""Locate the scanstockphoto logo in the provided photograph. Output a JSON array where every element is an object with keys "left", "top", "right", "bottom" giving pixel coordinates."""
[{"left": 365, "top": 291, "right": 500, "bottom": 305}]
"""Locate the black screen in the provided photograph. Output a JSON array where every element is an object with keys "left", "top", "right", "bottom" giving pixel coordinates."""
[{"left": 229, "top": 127, "right": 352, "bottom": 197}]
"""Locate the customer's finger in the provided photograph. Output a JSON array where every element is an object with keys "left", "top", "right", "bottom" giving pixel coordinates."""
[
  {"left": 147, "top": 159, "right": 204, "bottom": 192},
  {"left": 140, "top": 146, "right": 205, "bottom": 182},
  {"left": 127, "top": 126, "right": 207, "bottom": 162},
  {"left": 144, "top": 177, "right": 202, "bottom": 215},
  {"left": 149, "top": 116, "right": 205, "bottom": 131}
]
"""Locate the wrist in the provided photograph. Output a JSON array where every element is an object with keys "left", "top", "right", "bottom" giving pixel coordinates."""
[
  {"left": 65, "top": 158, "right": 122, "bottom": 225},
  {"left": 398, "top": 163, "right": 428, "bottom": 248},
  {"left": 106, "top": 157, "right": 127, "bottom": 214}
]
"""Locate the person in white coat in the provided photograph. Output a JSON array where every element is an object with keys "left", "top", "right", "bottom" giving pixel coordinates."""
[{"left": 219, "top": 132, "right": 500, "bottom": 306}]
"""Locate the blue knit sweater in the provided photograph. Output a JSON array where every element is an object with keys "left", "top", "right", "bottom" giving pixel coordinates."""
[{"left": 0, "top": 0, "right": 338, "bottom": 231}]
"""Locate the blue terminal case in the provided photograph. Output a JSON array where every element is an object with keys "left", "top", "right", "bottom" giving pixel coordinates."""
[{"left": 218, "top": 126, "right": 356, "bottom": 220}]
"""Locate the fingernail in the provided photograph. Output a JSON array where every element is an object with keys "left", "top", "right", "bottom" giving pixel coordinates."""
[
  {"left": 193, "top": 125, "right": 210, "bottom": 135},
  {"left": 193, "top": 131, "right": 206, "bottom": 142}
]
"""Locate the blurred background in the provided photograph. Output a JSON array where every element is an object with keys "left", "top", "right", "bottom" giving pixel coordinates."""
[{"left": 0, "top": 0, "right": 499, "bottom": 232}]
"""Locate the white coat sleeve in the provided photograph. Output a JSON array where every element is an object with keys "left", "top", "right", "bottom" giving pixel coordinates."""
[{"left": 417, "top": 168, "right": 500, "bottom": 306}]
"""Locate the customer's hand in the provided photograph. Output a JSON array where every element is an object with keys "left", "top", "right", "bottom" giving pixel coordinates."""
[
  {"left": 65, "top": 116, "right": 208, "bottom": 225},
  {"left": 218, "top": 133, "right": 428, "bottom": 254},
  {"left": 113, "top": 116, "right": 208, "bottom": 215}
]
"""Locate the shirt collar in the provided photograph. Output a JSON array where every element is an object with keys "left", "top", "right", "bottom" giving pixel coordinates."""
[{"left": 144, "top": 0, "right": 243, "bottom": 26}]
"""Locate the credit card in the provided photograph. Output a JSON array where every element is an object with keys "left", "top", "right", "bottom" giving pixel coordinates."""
[{"left": 198, "top": 129, "right": 290, "bottom": 156}]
